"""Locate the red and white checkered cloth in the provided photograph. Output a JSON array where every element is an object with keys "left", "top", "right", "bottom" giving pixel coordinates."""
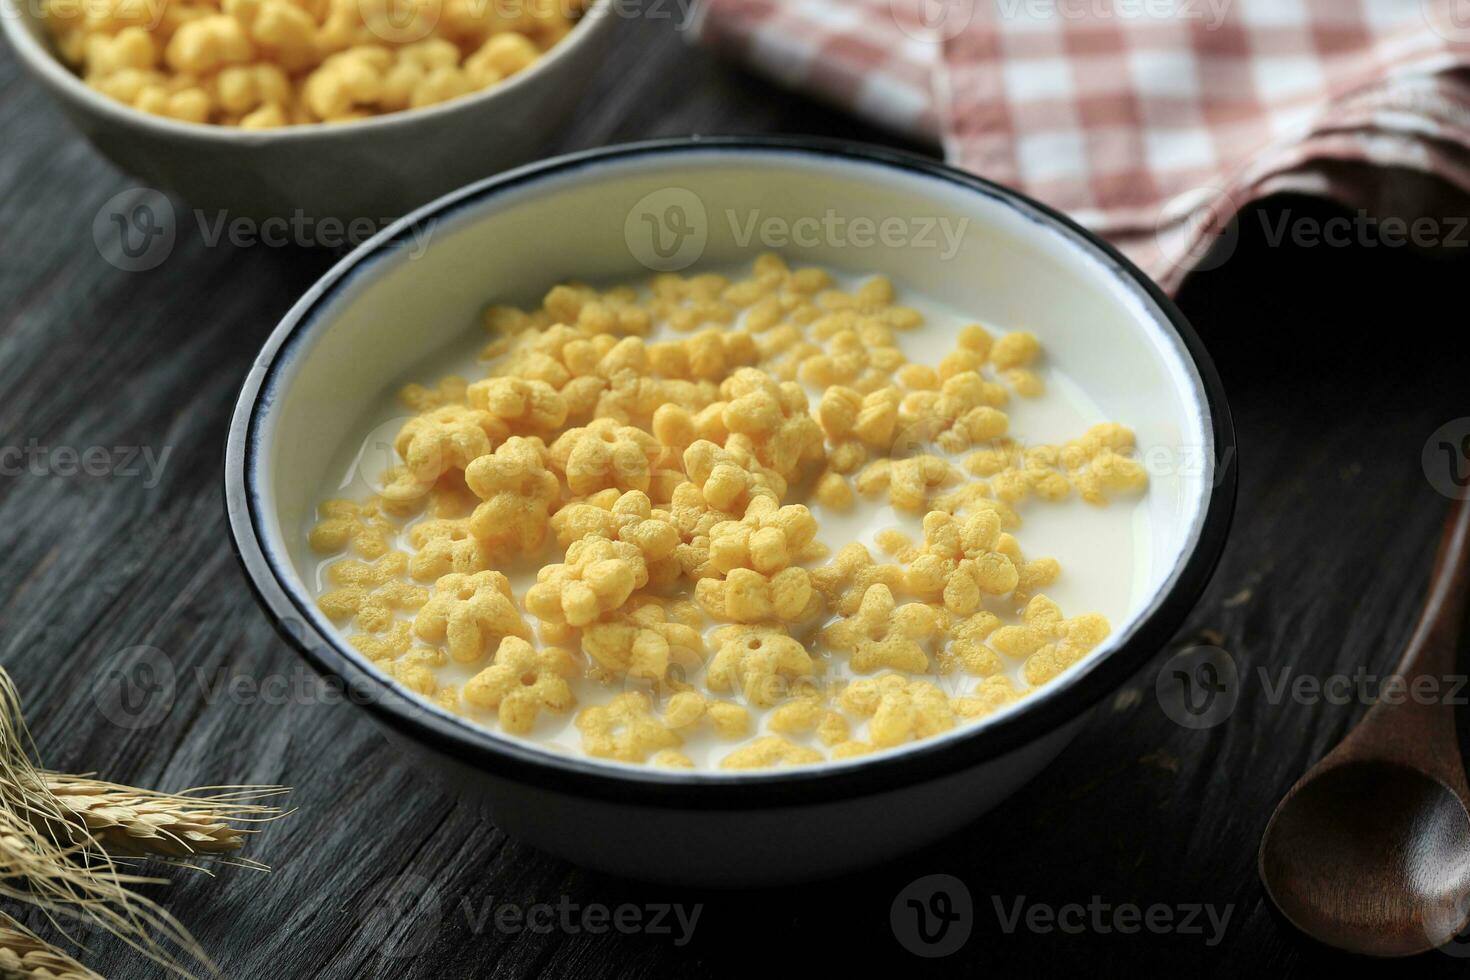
[{"left": 692, "top": 0, "right": 1470, "bottom": 292}]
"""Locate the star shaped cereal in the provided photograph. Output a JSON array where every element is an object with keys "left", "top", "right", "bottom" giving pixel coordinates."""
[
  {"left": 549, "top": 418, "right": 662, "bottom": 495},
  {"left": 575, "top": 692, "right": 682, "bottom": 763},
  {"left": 818, "top": 384, "right": 901, "bottom": 461},
  {"left": 308, "top": 498, "right": 397, "bottom": 559},
  {"left": 1059, "top": 423, "right": 1149, "bottom": 504},
  {"left": 399, "top": 375, "right": 469, "bottom": 412},
  {"left": 719, "top": 736, "right": 823, "bottom": 770},
  {"left": 903, "top": 509, "right": 1022, "bottom": 615},
  {"left": 810, "top": 543, "right": 905, "bottom": 617},
  {"left": 681, "top": 439, "right": 785, "bottom": 513},
  {"left": 463, "top": 636, "right": 577, "bottom": 734},
  {"left": 767, "top": 696, "right": 851, "bottom": 748},
  {"left": 580, "top": 600, "right": 704, "bottom": 682},
  {"left": 463, "top": 436, "right": 560, "bottom": 552},
  {"left": 413, "top": 570, "right": 531, "bottom": 664},
  {"left": 549, "top": 489, "right": 681, "bottom": 568},
  {"left": 838, "top": 674, "right": 955, "bottom": 748},
  {"left": 896, "top": 371, "right": 1010, "bottom": 455},
  {"left": 821, "top": 584, "right": 941, "bottom": 674},
  {"left": 988, "top": 595, "right": 1111, "bottom": 686},
  {"left": 953, "top": 675, "right": 1026, "bottom": 721},
  {"left": 695, "top": 567, "right": 821, "bottom": 624},
  {"left": 316, "top": 553, "right": 428, "bottom": 634},
  {"left": 938, "top": 611, "right": 1004, "bottom": 676},
  {"left": 384, "top": 405, "right": 509, "bottom": 501},
  {"left": 854, "top": 454, "right": 960, "bottom": 512},
  {"left": 707, "top": 497, "right": 821, "bottom": 576},
  {"left": 467, "top": 377, "right": 569, "bottom": 434},
  {"left": 717, "top": 368, "right": 825, "bottom": 479},
  {"left": 406, "top": 518, "right": 493, "bottom": 581},
  {"left": 524, "top": 537, "right": 648, "bottom": 628},
  {"left": 706, "top": 625, "right": 818, "bottom": 707}
]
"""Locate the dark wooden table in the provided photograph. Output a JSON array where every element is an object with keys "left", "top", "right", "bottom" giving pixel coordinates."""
[{"left": 4, "top": 10, "right": 1470, "bottom": 978}]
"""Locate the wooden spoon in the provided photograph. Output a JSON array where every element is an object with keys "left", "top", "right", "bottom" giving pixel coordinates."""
[{"left": 1259, "top": 497, "right": 1470, "bottom": 957}]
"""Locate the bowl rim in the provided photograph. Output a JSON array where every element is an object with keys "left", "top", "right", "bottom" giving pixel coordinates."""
[
  {"left": 224, "top": 135, "right": 1237, "bottom": 809},
  {"left": 0, "top": 0, "right": 613, "bottom": 142}
]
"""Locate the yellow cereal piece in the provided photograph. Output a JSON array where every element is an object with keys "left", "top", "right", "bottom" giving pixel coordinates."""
[
  {"left": 309, "top": 498, "right": 397, "bottom": 559},
  {"left": 1011, "top": 596, "right": 1112, "bottom": 685},
  {"left": 413, "top": 570, "right": 531, "bottom": 664},
  {"left": 385, "top": 405, "right": 508, "bottom": 501},
  {"left": 651, "top": 749, "right": 694, "bottom": 768},
  {"left": 467, "top": 377, "right": 569, "bottom": 433},
  {"left": 939, "top": 611, "right": 1004, "bottom": 676},
  {"left": 695, "top": 566, "right": 821, "bottom": 625},
  {"left": 990, "top": 331, "right": 1041, "bottom": 370},
  {"left": 954, "top": 675, "right": 1026, "bottom": 720},
  {"left": 550, "top": 418, "right": 662, "bottom": 495},
  {"left": 822, "top": 584, "right": 940, "bottom": 674},
  {"left": 350, "top": 621, "right": 413, "bottom": 661},
  {"left": 708, "top": 496, "right": 820, "bottom": 575},
  {"left": 406, "top": 518, "right": 491, "bottom": 581},
  {"left": 706, "top": 625, "right": 817, "bottom": 708},
  {"left": 661, "top": 690, "right": 751, "bottom": 740},
  {"left": 400, "top": 375, "right": 468, "bottom": 412},
  {"left": 463, "top": 637, "right": 576, "bottom": 734},
  {"left": 814, "top": 470, "right": 854, "bottom": 511},
  {"left": 317, "top": 553, "right": 428, "bottom": 633},
  {"left": 719, "top": 736, "right": 823, "bottom": 770},
  {"left": 549, "top": 489, "right": 681, "bottom": 566},
  {"left": 463, "top": 435, "right": 559, "bottom": 552},
  {"left": 682, "top": 439, "right": 785, "bottom": 512},
  {"left": 718, "top": 368, "right": 825, "bottom": 478},
  {"left": 525, "top": 537, "right": 648, "bottom": 628},
  {"left": 810, "top": 543, "right": 906, "bottom": 617},
  {"left": 903, "top": 510, "right": 1023, "bottom": 615},
  {"left": 580, "top": 602, "right": 704, "bottom": 682},
  {"left": 856, "top": 454, "right": 959, "bottom": 512},
  {"left": 1006, "top": 369, "right": 1045, "bottom": 397},
  {"left": 576, "top": 692, "right": 681, "bottom": 764},
  {"left": 838, "top": 674, "right": 955, "bottom": 748}
]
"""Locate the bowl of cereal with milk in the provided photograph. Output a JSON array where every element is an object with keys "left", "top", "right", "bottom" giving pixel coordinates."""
[
  {"left": 225, "top": 138, "right": 1235, "bottom": 884},
  {"left": 0, "top": 0, "right": 614, "bottom": 219}
]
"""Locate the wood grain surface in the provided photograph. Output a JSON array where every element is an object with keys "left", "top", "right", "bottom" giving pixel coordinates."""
[{"left": 3, "top": 10, "right": 1470, "bottom": 978}]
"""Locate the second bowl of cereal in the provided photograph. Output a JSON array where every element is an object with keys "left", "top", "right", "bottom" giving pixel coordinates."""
[
  {"left": 226, "top": 137, "right": 1236, "bottom": 885},
  {"left": 2, "top": 0, "right": 615, "bottom": 220}
]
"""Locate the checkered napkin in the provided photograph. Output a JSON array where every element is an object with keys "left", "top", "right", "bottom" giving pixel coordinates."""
[{"left": 692, "top": 0, "right": 1470, "bottom": 292}]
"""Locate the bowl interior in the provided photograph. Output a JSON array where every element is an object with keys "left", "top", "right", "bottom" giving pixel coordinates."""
[{"left": 247, "top": 144, "right": 1217, "bottom": 774}]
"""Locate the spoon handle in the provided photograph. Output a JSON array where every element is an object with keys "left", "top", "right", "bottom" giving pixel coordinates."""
[{"left": 1344, "top": 497, "right": 1470, "bottom": 789}]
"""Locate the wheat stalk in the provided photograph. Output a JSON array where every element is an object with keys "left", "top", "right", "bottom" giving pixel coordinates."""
[
  {"left": 0, "top": 912, "right": 103, "bottom": 980},
  {"left": 38, "top": 777, "right": 288, "bottom": 867}
]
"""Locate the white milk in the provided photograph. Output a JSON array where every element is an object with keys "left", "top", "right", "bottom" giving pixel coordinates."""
[{"left": 309, "top": 271, "right": 1150, "bottom": 767}]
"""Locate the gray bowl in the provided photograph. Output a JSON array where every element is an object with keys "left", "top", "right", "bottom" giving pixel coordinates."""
[{"left": 1, "top": 0, "right": 618, "bottom": 220}]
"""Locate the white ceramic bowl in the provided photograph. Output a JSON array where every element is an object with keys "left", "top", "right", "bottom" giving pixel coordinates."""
[
  {"left": 225, "top": 138, "right": 1236, "bottom": 886},
  {"left": 0, "top": 0, "right": 617, "bottom": 220}
]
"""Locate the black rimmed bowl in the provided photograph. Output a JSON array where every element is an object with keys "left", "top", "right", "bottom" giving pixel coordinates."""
[{"left": 225, "top": 137, "right": 1236, "bottom": 886}]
